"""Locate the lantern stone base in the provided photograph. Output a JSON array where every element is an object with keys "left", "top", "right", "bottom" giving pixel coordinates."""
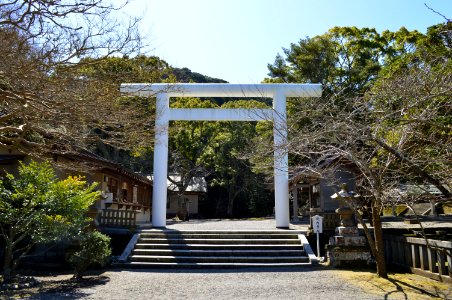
[
  {"left": 332, "top": 235, "right": 367, "bottom": 246},
  {"left": 336, "top": 226, "right": 359, "bottom": 236},
  {"left": 326, "top": 245, "right": 371, "bottom": 267},
  {"left": 326, "top": 226, "right": 371, "bottom": 267}
]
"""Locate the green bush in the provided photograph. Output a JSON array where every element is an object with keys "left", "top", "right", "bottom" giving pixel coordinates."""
[
  {"left": 0, "top": 161, "right": 100, "bottom": 282},
  {"left": 69, "top": 231, "right": 112, "bottom": 280}
]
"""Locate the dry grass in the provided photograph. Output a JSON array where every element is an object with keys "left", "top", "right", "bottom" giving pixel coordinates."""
[{"left": 335, "top": 269, "right": 452, "bottom": 299}]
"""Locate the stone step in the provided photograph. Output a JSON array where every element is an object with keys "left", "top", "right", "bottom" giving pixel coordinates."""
[
  {"left": 118, "top": 230, "right": 316, "bottom": 269},
  {"left": 123, "top": 261, "right": 313, "bottom": 269},
  {"left": 129, "top": 255, "right": 310, "bottom": 264},
  {"left": 132, "top": 249, "right": 307, "bottom": 257},
  {"left": 137, "top": 238, "right": 302, "bottom": 245},
  {"left": 138, "top": 233, "right": 300, "bottom": 239},
  {"left": 134, "top": 243, "right": 305, "bottom": 251}
]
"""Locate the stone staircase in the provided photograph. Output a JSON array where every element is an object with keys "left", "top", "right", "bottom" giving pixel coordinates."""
[{"left": 118, "top": 230, "right": 317, "bottom": 268}]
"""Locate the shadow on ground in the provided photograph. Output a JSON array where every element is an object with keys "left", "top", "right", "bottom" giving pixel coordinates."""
[
  {"left": 344, "top": 268, "right": 452, "bottom": 300},
  {"left": 383, "top": 277, "right": 450, "bottom": 300},
  {"left": 1, "top": 273, "right": 110, "bottom": 300}
]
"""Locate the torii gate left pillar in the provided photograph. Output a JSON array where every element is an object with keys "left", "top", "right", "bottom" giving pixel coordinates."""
[{"left": 120, "top": 83, "right": 322, "bottom": 228}]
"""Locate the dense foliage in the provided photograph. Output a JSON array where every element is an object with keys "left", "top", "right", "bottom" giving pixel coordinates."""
[
  {"left": 266, "top": 26, "right": 424, "bottom": 98},
  {"left": 168, "top": 97, "right": 272, "bottom": 218},
  {"left": 0, "top": 161, "right": 100, "bottom": 282}
]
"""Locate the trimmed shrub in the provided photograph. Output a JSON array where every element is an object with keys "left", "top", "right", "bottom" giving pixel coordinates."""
[{"left": 69, "top": 231, "right": 112, "bottom": 280}]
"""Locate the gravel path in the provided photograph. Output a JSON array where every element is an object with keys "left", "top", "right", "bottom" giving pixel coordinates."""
[{"left": 29, "top": 267, "right": 380, "bottom": 300}]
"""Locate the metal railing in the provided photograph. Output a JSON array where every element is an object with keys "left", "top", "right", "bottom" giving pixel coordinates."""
[{"left": 384, "top": 235, "right": 452, "bottom": 283}]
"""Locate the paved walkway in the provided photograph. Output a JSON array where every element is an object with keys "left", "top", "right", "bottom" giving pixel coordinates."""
[
  {"left": 142, "top": 215, "right": 452, "bottom": 232},
  {"left": 164, "top": 217, "right": 310, "bottom": 231}
]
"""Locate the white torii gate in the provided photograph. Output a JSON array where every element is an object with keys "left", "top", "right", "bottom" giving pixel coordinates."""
[{"left": 120, "top": 83, "right": 321, "bottom": 228}]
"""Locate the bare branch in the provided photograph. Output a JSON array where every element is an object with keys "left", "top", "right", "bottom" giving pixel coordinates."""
[{"left": 424, "top": 3, "right": 450, "bottom": 22}]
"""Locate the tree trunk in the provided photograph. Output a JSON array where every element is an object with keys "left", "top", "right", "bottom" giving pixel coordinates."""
[
  {"left": 227, "top": 180, "right": 234, "bottom": 217},
  {"left": 176, "top": 195, "right": 188, "bottom": 220},
  {"left": 227, "top": 191, "right": 235, "bottom": 217},
  {"left": 3, "top": 238, "right": 14, "bottom": 283},
  {"left": 227, "top": 183, "right": 241, "bottom": 217},
  {"left": 372, "top": 200, "right": 388, "bottom": 278}
]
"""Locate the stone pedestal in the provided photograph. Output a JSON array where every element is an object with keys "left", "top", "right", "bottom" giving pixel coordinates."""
[{"left": 326, "top": 226, "right": 371, "bottom": 267}]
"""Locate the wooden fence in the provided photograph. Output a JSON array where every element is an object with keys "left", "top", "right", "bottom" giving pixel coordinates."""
[
  {"left": 99, "top": 209, "right": 137, "bottom": 227},
  {"left": 383, "top": 235, "right": 452, "bottom": 283}
]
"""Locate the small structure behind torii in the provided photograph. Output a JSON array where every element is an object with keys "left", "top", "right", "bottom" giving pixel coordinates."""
[{"left": 120, "top": 83, "right": 321, "bottom": 228}]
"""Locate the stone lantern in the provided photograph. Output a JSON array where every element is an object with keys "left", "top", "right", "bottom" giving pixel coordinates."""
[
  {"left": 331, "top": 183, "right": 358, "bottom": 227},
  {"left": 326, "top": 183, "right": 370, "bottom": 267}
]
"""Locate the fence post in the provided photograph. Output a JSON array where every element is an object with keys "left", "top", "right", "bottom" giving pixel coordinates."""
[
  {"left": 420, "top": 245, "right": 429, "bottom": 270},
  {"left": 412, "top": 244, "right": 420, "bottom": 268},
  {"left": 404, "top": 242, "right": 412, "bottom": 267},
  {"left": 428, "top": 247, "right": 438, "bottom": 273},
  {"left": 437, "top": 250, "right": 447, "bottom": 276},
  {"left": 447, "top": 252, "right": 452, "bottom": 278},
  {"left": 396, "top": 240, "right": 403, "bottom": 263}
]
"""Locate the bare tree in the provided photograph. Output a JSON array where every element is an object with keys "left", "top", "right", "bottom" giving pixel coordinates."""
[
  {"left": 281, "top": 35, "right": 450, "bottom": 277},
  {"left": 0, "top": 1, "right": 145, "bottom": 161},
  {"left": 240, "top": 22, "right": 450, "bottom": 278},
  {"left": 0, "top": 1, "right": 142, "bottom": 62}
]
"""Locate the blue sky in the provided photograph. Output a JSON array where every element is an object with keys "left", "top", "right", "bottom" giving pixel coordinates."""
[{"left": 125, "top": 0, "right": 451, "bottom": 83}]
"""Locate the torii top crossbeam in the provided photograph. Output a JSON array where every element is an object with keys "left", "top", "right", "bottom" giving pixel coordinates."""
[
  {"left": 120, "top": 83, "right": 322, "bottom": 228},
  {"left": 120, "top": 83, "right": 321, "bottom": 98}
]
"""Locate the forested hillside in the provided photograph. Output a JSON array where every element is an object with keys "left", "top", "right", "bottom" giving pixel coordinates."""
[{"left": 172, "top": 67, "right": 228, "bottom": 83}]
